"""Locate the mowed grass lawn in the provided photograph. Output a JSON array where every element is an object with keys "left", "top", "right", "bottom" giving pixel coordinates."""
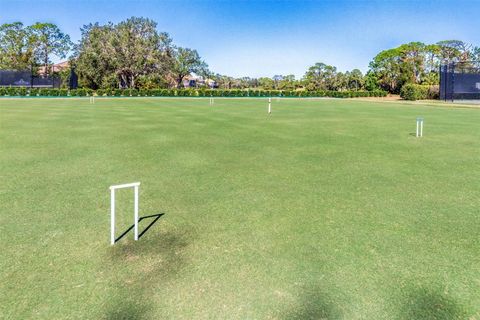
[{"left": 0, "top": 97, "right": 479, "bottom": 319}]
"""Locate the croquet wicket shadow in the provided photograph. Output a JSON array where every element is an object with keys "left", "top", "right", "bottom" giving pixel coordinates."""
[{"left": 114, "top": 213, "right": 165, "bottom": 244}]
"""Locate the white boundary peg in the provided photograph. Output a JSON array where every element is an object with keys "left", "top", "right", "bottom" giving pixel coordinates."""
[
  {"left": 268, "top": 97, "right": 272, "bottom": 114},
  {"left": 416, "top": 117, "right": 424, "bottom": 137},
  {"left": 109, "top": 182, "right": 140, "bottom": 245}
]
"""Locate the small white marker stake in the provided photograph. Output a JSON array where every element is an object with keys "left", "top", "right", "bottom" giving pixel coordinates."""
[
  {"left": 416, "top": 117, "right": 424, "bottom": 137},
  {"left": 268, "top": 97, "right": 271, "bottom": 114}
]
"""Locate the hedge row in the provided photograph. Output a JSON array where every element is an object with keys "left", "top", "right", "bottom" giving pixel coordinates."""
[
  {"left": 0, "top": 87, "right": 388, "bottom": 98},
  {"left": 400, "top": 84, "right": 439, "bottom": 101},
  {"left": 0, "top": 87, "right": 92, "bottom": 97}
]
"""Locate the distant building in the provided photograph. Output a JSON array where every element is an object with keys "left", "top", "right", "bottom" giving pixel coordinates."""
[
  {"left": 182, "top": 75, "right": 217, "bottom": 88},
  {"left": 205, "top": 79, "right": 217, "bottom": 88},
  {"left": 182, "top": 75, "right": 197, "bottom": 88},
  {"left": 37, "top": 61, "right": 70, "bottom": 76}
]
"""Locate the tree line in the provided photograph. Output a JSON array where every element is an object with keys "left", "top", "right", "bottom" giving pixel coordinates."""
[{"left": 1, "top": 17, "right": 479, "bottom": 93}]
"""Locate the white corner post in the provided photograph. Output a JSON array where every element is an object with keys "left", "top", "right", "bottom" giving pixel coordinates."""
[
  {"left": 110, "top": 187, "right": 115, "bottom": 245},
  {"left": 268, "top": 97, "right": 272, "bottom": 114},
  {"left": 416, "top": 117, "right": 424, "bottom": 137},
  {"left": 109, "top": 182, "right": 141, "bottom": 245},
  {"left": 134, "top": 184, "right": 139, "bottom": 241}
]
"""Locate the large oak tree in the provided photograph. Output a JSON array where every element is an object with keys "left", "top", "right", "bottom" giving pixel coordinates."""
[{"left": 74, "top": 17, "right": 174, "bottom": 89}]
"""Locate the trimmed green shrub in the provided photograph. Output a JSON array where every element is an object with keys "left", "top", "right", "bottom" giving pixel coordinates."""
[
  {"left": 15, "top": 87, "right": 28, "bottom": 96},
  {"left": 38, "top": 88, "right": 47, "bottom": 96},
  {"left": 400, "top": 84, "right": 429, "bottom": 101},
  {"left": 29, "top": 88, "right": 39, "bottom": 96}
]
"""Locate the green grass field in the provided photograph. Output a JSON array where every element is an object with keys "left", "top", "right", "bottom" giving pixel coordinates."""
[{"left": 1, "top": 97, "right": 479, "bottom": 319}]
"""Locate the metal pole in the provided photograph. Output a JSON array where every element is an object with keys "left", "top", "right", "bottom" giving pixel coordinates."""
[
  {"left": 110, "top": 189, "right": 115, "bottom": 245},
  {"left": 451, "top": 62, "right": 455, "bottom": 102},
  {"left": 30, "top": 64, "right": 33, "bottom": 89},
  {"left": 444, "top": 65, "right": 448, "bottom": 102},
  {"left": 134, "top": 185, "right": 139, "bottom": 241}
]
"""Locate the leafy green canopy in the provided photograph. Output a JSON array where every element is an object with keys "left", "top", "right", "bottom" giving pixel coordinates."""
[
  {"left": 368, "top": 40, "right": 479, "bottom": 93},
  {"left": 0, "top": 22, "right": 71, "bottom": 74},
  {"left": 73, "top": 17, "right": 208, "bottom": 89}
]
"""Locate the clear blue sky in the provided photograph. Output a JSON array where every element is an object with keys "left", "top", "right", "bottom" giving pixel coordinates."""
[{"left": 1, "top": 0, "right": 479, "bottom": 78}]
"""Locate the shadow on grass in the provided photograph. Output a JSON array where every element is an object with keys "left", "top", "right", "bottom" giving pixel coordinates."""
[
  {"left": 396, "top": 286, "right": 469, "bottom": 320},
  {"left": 105, "top": 222, "right": 196, "bottom": 319},
  {"left": 138, "top": 214, "right": 164, "bottom": 238},
  {"left": 105, "top": 297, "right": 152, "bottom": 320},
  {"left": 281, "top": 286, "right": 342, "bottom": 320},
  {"left": 114, "top": 213, "right": 165, "bottom": 244}
]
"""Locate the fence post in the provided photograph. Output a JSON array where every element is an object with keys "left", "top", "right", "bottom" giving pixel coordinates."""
[
  {"left": 30, "top": 65, "right": 33, "bottom": 89},
  {"left": 444, "top": 64, "right": 448, "bottom": 102},
  {"left": 451, "top": 62, "right": 455, "bottom": 102},
  {"left": 439, "top": 65, "right": 444, "bottom": 101}
]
